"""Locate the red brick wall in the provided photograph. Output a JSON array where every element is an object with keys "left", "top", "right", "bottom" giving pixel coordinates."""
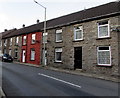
[{"left": 21, "top": 32, "right": 42, "bottom": 65}]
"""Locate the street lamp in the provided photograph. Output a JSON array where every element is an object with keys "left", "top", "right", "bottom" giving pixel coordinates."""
[{"left": 34, "top": 0, "right": 47, "bottom": 66}]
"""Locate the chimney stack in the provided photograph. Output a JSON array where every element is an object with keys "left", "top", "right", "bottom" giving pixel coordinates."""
[
  {"left": 22, "top": 24, "right": 25, "bottom": 28},
  {"left": 4, "top": 29, "right": 7, "bottom": 32},
  {"left": 37, "top": 19, "right": 40, "bottom": 24}
]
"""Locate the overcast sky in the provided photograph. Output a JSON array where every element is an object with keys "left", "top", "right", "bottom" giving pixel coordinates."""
[{"left": 0, "top": 0, "right": 116, "bottom": 32}]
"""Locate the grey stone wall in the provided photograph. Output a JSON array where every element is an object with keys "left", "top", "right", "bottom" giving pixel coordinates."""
[
  {"left": 2, "top": 36, "right": 22, "bottom": 62},
  {"left": 47, "top": 16, "right": 119, "bottom": 76}
]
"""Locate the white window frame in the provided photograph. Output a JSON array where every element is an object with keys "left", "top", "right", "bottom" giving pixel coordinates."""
[
  {"left": 23, "top": 36, "right": 27, "bottom": 45},
  {"left": 97, "top": 46, "right": 111, "bottom": 66},
  {"left": 55, "top": 48, "right": 62, "bottom": 62},
  {"left": 43, "top": 33, "right": 48, "bottom": 43},
  {"left": 31, "top": 34, "right": 36, "bottom": 44},
  {"left": 10, "top": 38, "right": 12, "bottom": 46},
  {"left": 9, "top": 49, "right": 12, "bottom": 55},
  {"left": 74, "top": 26, "right": 83, "bottom": 41},
  {"left": 16, "top": 37, "right": 19, "bottom": 45},
  {"left": 98, "top": 21, "right": 110, "bottom": 38},
  {"left": 56, "top": 29, "right": 62, "bottom": 42},
  {"left": 4, "top": 39, "right": 7, "bottom": 46},
  {"left": 30, "top": 48, "right": 35, "bottom": 60}
]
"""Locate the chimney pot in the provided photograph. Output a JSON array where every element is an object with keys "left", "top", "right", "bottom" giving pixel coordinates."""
[
  {"left": 37, "top": 19, "right": 40, "bottom": 24},
  {"left": 23, "top": 24, "right": 25, "bottom": 28}
]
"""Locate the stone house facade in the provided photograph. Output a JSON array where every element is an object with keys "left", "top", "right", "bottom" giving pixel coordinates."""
[
  {"left": 47, "top": 16, "right": 119, "bottom": 76},
  {"left": 8, "top": 36, "right": 22, "bottom": 62},
  {"left": 45, "top": 1, "right": 120, "bottom": 76},
  {"left": 1, "top": 29, "right": 22, "bottom": 62},
  {"left": 1, "top": 1, "right": 119, "bottom": 76}
]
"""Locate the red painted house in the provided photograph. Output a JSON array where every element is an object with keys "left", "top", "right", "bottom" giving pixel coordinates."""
[{"left": 21, "top": 32, "right": 42, "bottom": 65}]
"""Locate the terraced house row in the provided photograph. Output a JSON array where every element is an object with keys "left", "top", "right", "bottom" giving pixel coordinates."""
[{"left": 1, "top": 1, "right": 120, "bottom": 77}]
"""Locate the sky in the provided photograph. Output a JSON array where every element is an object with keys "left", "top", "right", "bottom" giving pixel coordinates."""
[{"left": 0, "top": 0, "right": 117, "bottom": 32}]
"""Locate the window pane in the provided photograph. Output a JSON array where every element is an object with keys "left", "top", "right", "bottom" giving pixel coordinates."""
[
  {"left": 76, "top": 30, "right": 82, "bottom": 39},
  {"left": 98, "top": 51, "right": 110, "bottom": 64},
  {"left": 31, "top": 49, "right": 35, "bottom": 60},
  {"left": 32, "top": 34, "right": 36, "bottom": 44},
  {"left": 74, "top": 26, "right": 83, "bottom": 40},
  {"left": 56, "top": 52, "right": 61, "bottom": 61},
  {"left": 23, "top": 36, "right": 26, "bottom": 45},
  {"left": 99, "top": 26, "right": 108, "bottom": 37},
  {"left": 56, "top": 33, "right": 62, "bottom": 41},
  {"left": 99, "top": 47, "right": 109, "bottom": 50}
]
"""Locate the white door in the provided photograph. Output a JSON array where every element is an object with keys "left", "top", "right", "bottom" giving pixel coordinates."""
[{"left": 22, "top": 50, "right": 26, "bottom": 62}]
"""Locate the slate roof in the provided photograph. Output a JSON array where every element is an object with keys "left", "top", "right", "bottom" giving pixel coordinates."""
[{"left": 2, "top": 1, "right": 120, "bottom": 39}]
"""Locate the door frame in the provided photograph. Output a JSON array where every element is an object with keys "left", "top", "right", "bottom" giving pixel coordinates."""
[{"left": 22, "top": 50, "right": 26, "bottom": 63}]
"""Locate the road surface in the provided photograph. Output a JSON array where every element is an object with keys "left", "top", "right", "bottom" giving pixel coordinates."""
[{"left": 1, "top": 62, "right": 119, "bottom": 96}]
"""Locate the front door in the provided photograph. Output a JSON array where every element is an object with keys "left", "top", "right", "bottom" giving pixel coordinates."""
[
  {"left": 22, "top": 50, "right": 26, "bottom": 62},
  {"left": 74, "top": 47, "right": 82, "bottom": 69}
]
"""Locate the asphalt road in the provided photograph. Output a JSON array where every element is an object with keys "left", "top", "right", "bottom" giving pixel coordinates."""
[{"left": 1, "top": 62, "right": 119, "bottom": 96}]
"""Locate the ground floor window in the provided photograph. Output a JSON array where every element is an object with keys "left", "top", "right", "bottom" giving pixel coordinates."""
[
  {"left": 55, "top": 48, "right": 62, "bottom": 62},
  {"left": 97, "top": 46, "right": 111, "bottom": 66},
  {"left": 9, "top": 49, "right": 12, "bottom": 56},
  {"left": 15, "top": 49, "right": 18, "bottom": 58},
  {"left": 30, "top": 48, "right": 35, "bottom": 61}
]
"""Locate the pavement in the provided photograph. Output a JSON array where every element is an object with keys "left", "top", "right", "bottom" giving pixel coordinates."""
[
  {"left": 0, "top": 87, "right": 5, "bottom": 97},
  {"left": 14, "top": 61, "right": 120, "bottom": 83}
]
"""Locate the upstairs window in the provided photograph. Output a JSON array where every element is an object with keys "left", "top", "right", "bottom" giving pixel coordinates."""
[
  {"left": 43, "top": 33, "right": 48, "bottom": 43},
  {"left": 10, "top": 38, "right": 12, "bottom": 46},
  {"left": 4, "top": 39, "right": 7, "bottom": 46},
  {"left": 16, "top": 37, "right": 19, "bottom": 45},
  {"left": 56, "top": 29, "right": 62, "bottom": 42},
  {"left": 98, "top": 21, "right": 110, "bottom": 38},
  {"left": 31, "top": 34, "right": 36, "bottom": 44},
  {"left": 55, "top": 48, "right": 62, "bottom": 62},
  {"left": 23, "top": 36, "right": 27, "bottom": 45},
  {"left": 74, "top": 26, "right": 83, "bottom": 41},
  {"left": 97, "top": 46, "right": 111, "bottom": 66}
]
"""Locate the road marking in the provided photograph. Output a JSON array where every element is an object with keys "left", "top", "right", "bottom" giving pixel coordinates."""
[{"left": 38, "top": 73, "right": 81, "bottom": 89}]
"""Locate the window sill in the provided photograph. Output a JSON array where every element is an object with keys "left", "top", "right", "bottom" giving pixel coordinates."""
[
  {"left": 31, "top": 43, "right": 36, "bottom": 45},
  {"left": 55, "top": 41, "right": 63, "bottom": 43},
  {"left": 30, "top": 60, "right": 35, "bottom": 61},
  {"left": 22, "top": 44, "right": 27, "bottom": 46},
  {"left": 54, "top": 61, "right": 62, "bottom": 63},
  {"left": 73, "top": 39, "right": 84, "bottom": 42},
  {"left": 96, "top": 37, "right": 111, "bottom": 40},
  {"left": 96, "top": 65, "right": 112, "bottom": 67}
]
